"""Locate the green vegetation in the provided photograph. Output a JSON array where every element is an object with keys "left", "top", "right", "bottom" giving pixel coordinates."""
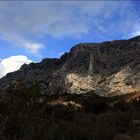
[{"left": 0, "top": 84, "right": 140, "bottom": 140}]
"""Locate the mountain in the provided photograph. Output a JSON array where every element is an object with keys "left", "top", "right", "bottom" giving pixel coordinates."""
[
  {"left": 0, "top": 36, "right": 140, "bottom": 96},
  {"left": 0, "top": 36, "right": 140, "bottom": 140}
]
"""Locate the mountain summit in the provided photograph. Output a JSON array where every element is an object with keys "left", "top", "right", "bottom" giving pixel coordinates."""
[{"left": 0, "top": 36, "right": 140, "bottom": 96}]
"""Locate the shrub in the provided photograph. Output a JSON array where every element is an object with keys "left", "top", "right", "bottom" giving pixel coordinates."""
[
  {"left": 93, "top": 111, "right": 132, "bottom": 140},
  {"left": 113, "top": 134, "right": 132, "bottom": 140}
]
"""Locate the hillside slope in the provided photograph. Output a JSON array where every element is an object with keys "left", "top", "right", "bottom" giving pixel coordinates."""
[{"left": 0, "top": 36, "right": 140, "bottom": 96}]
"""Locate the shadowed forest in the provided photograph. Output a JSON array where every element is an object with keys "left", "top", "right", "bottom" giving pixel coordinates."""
[{"left": 0, "top": 83, "right": 140, "bottom": 140}]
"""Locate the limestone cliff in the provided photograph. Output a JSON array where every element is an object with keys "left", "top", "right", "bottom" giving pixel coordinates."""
[{"left": 0, "top": 36, "right": 140, "bottom": 96}]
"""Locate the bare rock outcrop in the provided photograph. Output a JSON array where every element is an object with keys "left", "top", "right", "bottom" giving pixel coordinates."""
[{"left": 0, "top": 36, "right": 140, "bottom": 96}]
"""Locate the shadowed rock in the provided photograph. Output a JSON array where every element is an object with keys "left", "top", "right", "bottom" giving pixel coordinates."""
[{"left": 0, "top": 36, "right": 140, "bottom": 96}]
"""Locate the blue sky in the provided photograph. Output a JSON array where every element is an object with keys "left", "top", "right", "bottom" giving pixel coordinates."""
[{"left": 0, "top": 1, "right": 140, "bottom": 78}]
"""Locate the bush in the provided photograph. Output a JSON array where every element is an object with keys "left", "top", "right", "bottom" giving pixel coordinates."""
[
  {"left": 94, "top": 111, "right": 132, "bottom": 140},
  {"left": 113, "top": 134, "right": 132, "bottom": 140}
]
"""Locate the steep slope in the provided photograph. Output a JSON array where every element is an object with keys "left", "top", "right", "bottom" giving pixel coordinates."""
[{"left": 0, "top": 36, "right": 140, "bottom": 96}]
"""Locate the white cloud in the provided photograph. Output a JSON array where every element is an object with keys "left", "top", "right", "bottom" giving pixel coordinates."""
[
  {"left": 0, "top": 32, "right": 44, "bottom": 54},
  {"left": 0, "top": 55, "right": 32, "bottom": 78},
  {"left": 0, "top": 1, "right": 139, "bottom": 54}
]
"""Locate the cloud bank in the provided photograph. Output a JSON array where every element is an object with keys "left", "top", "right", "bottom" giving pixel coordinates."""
[
  {"left": 0, "top": 55, "right": 32, "bottom": 78},
  {"left": 0, "top": 1, "right": 139, "bottom": 54}
]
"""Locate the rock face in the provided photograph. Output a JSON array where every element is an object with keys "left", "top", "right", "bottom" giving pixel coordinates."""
[{"left": 0, "top": 36, "right": 140, "bottom": 96}]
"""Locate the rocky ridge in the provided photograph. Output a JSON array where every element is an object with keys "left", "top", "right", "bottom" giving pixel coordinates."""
[{"left": 0, "top": 36, "right": 140, "bottom": 96}]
